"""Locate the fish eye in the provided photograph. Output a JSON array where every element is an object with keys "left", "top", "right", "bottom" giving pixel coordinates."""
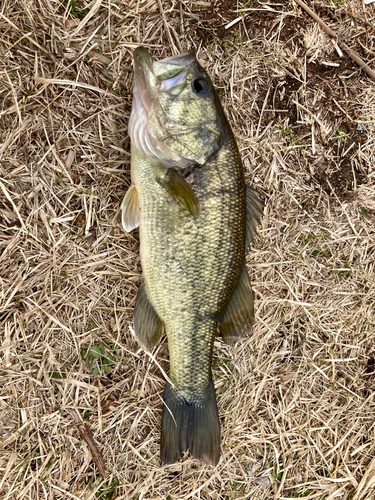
[{"left": 192, "top": 78, "right": 210, "bottom": 95}]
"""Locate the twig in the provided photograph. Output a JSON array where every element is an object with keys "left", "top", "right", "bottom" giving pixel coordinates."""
[
  {"left": 71, "top": 411, "right": 107, "bottom": 479},
  {"left": 34, "top": 77, "right": 123, "bottom": 100},
  {"left": 294, "top": 0, "right": 375, "bottom": 83},
  {"left": 338, "top": 75, "right": 350, "bottom": 125},
  {"left": 256, "top": 86, "right": 270, "bottom": 137}
]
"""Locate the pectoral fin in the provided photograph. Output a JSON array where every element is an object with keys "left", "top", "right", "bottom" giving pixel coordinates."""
[
  {"left": 133, "top": 283, "right": 164, "bottom": 351},
  {"left": 157, "top": 169, "right": 200, "bottom": 219},
  {"left": 116, "top": 185, "right": 141, "bottom": 233},
  {"left": 245, "top": 187, "right": 263, "bottom": 248},
  {"left": 218, "top": 263, "right": 254, "bottom": 344}
]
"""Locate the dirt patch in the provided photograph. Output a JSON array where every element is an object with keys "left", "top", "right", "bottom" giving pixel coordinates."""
[
  {"left": 315, "top": 157, "right": 366, "bottom": 200},
  {"left": 243, "top": 10, "right": 280, "bottom": 39},
  {"left": 315, "top": 126, "right": 368, "bottom": 199},
  {"left": 306, "top": 57, "right": 359, "bottom": 83},
  {"left": 182, "top": 0, "right": 239, "bottom": 44},
  {"left": 186, "top": 0, "right": 292, "bottom": 44},
  {"left": 279, "top": 14, "right": 306, "bottom": 44},
  {"left": 267, "top": 74, "right": 304, "bottom": 126},
  {"left": 365, "top": 356, "right": 375, "bottom": 378}
]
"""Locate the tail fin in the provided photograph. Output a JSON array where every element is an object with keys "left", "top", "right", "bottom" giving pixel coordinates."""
[{"left": 160, "top": 380, "right": 220, "bottom": 465}]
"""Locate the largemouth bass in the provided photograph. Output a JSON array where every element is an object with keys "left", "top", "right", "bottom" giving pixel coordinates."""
[{"left": 120, "top": 48, "right": 263, "bottom": 465}]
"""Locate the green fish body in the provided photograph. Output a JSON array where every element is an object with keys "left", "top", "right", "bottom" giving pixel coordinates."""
[{"left": 120, "top": 48, "right": 263, "bottom": 465}]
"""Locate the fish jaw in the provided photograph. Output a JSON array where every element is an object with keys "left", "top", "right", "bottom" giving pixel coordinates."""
[{"left": 129, "top": 49, "right": 182, "bottom": 166}]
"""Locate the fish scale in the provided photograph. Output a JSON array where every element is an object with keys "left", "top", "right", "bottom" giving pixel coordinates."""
[{"left": 133, "top": 137, "right": 245, "bottom": 391}]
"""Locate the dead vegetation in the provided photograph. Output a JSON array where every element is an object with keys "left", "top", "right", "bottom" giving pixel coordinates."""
[{"left": 1, "top": 0, "right": 375, "bottom": 499}]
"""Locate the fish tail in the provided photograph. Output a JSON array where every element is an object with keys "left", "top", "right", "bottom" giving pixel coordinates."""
[{"left": 160, "top": 380, "right": 220, "bottom": 465}]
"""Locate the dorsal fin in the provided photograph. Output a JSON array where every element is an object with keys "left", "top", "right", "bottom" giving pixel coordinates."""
[{"left": 245, "top": 187, "right": 263, "bottom": 248}]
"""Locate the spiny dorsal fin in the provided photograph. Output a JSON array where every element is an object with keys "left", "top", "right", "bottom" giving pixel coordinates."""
[
  {"left": 245, "top": 186, "right": 263, "bottom": 248},
  {"left": 117, "top": 184, "right": 141, "bottom": 233},
  {"left": 157, "top": 169, "right": 200, "bottom": 219},
  {"left": 133, "top": 283, "right": 164, "bottom": 351},
  {"left": 218, "top": 262, "right": 254, "bottom": 344}
]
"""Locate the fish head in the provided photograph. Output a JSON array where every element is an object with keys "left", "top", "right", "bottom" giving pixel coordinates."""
[{"left": 129, "top": 47, "right": 223, "bottom": 168}]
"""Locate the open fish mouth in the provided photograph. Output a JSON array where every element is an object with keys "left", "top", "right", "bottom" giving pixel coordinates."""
[
  {"left": 133, "top": 47, "right": 196, "bottom": 95},
  {"left": 129, "top": 48, "right": 200, "bottom": 167}
]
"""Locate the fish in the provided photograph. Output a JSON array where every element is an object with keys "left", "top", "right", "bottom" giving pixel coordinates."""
[{"left": 119, "top": 47, "right": 263, "bottom": 465}]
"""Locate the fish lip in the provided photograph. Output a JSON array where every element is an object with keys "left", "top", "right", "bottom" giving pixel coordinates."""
[
  {"left": 133, "top": 47, "right": 154, "bottom": 74},
  {"left": 133, "top": 47, "right": 156, "bottom": 107}
]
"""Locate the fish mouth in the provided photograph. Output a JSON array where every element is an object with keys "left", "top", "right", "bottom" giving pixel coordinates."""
[
  {"left": 153, "top": 51, "right": 196, "bottom": 85},
  {"left": 133, "top": 47, "right": 196, "bottom": 94}
]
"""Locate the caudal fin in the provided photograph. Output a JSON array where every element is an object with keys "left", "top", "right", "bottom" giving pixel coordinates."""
[{"left": 160, "top": 380, "right": 220, "bottom": 465}]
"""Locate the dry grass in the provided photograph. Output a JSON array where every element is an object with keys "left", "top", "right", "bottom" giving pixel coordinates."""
[{"left": 1, "top": 0, "right": 375, "bottom": 498}]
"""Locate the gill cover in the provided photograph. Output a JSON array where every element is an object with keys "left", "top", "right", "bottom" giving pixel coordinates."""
[{"left": 129, "top": 47, "right": 222, "bottom": 168}]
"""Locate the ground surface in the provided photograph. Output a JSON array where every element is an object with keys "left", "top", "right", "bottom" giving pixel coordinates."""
[{"left": 1, "top": 0, "right": 375, "bottom": 499}]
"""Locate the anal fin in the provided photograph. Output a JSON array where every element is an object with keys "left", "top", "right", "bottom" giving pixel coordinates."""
[
  {"left": 115, "top": 185, "right": 141, "bottom": 233},
  {"left": 133, "top": 283, "right": 164, "bottom": 351},
  {"left": 157, "top": 169, "right": 200, "bottom": 219},
  {"left": 245, "top": 186, "right": 263, "bottom": 248},
  {"left": 218, "top": 263, "right": 254, "bottom": 344}
]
